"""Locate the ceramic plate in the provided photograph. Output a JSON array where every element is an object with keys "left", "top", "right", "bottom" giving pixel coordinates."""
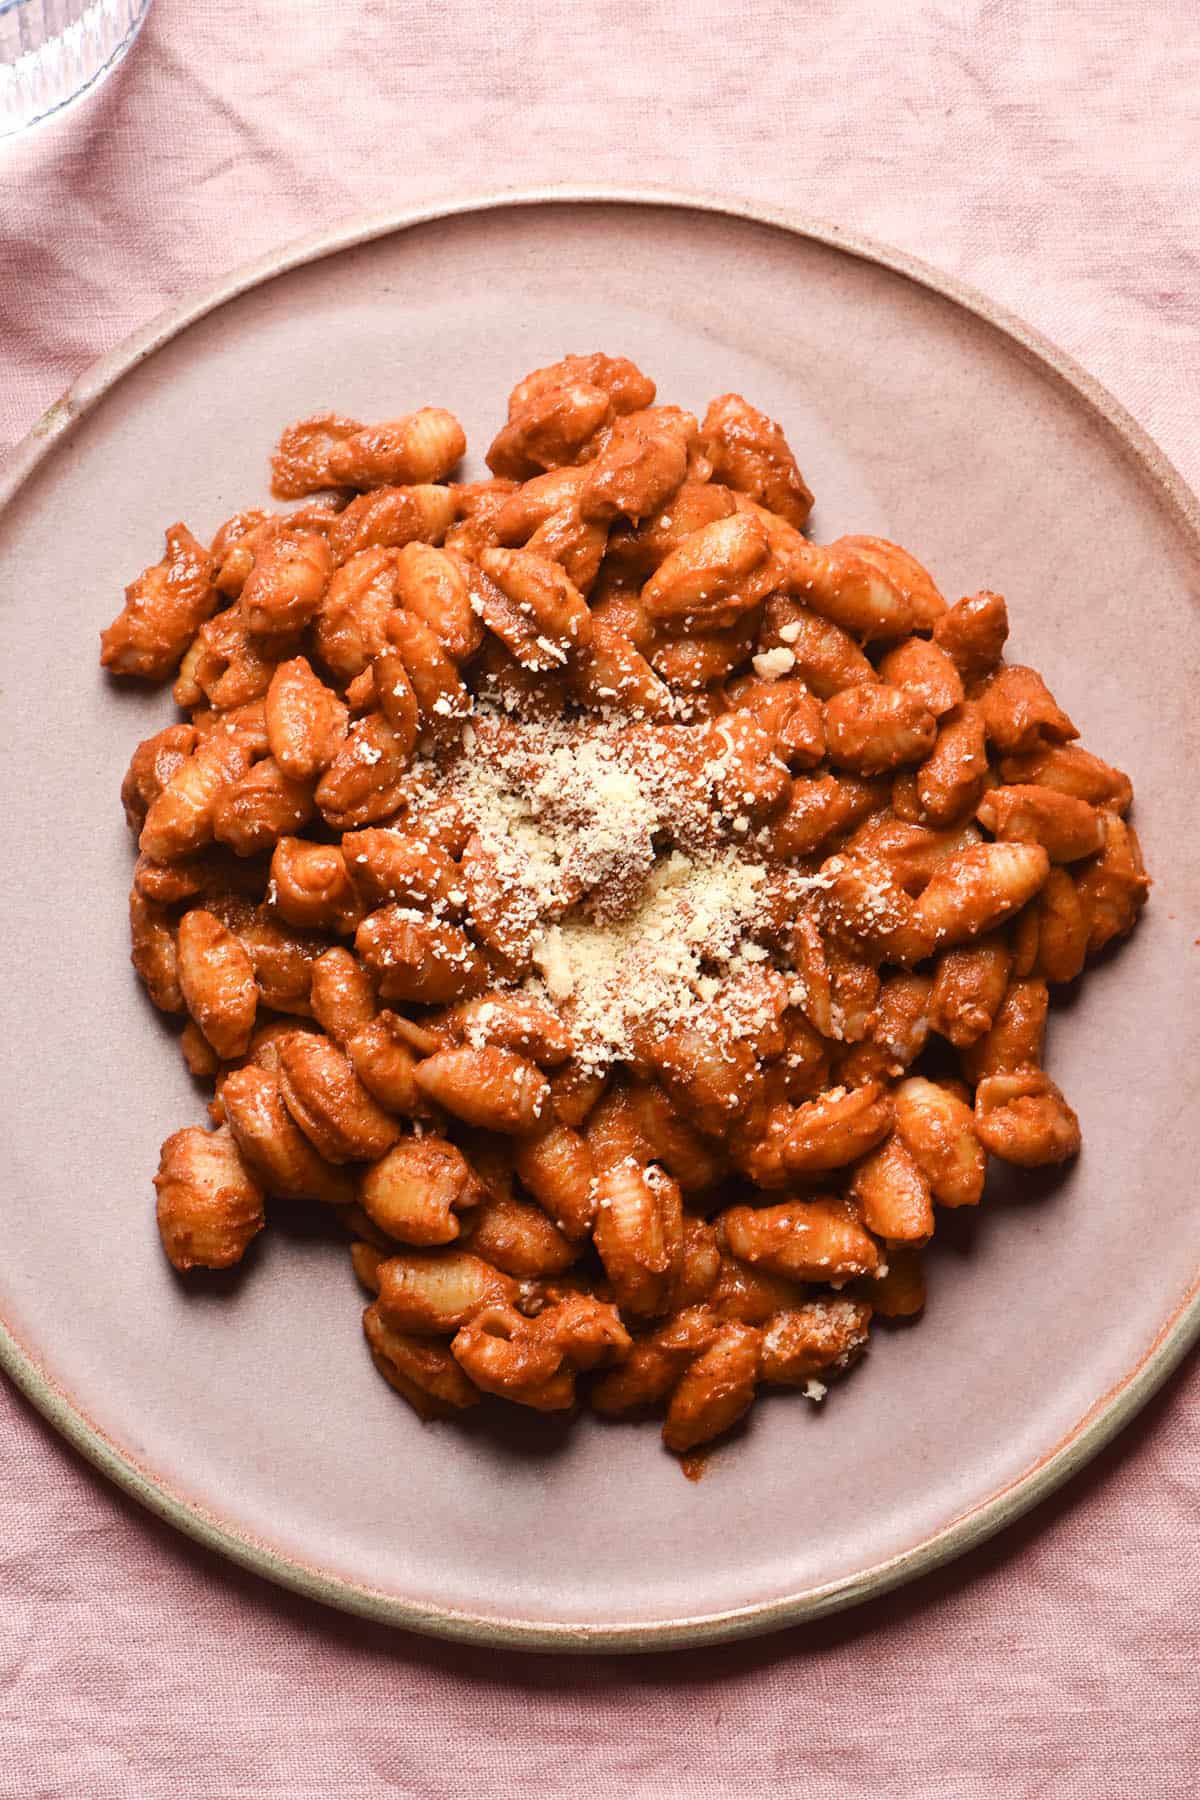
[{"left": 1, "top": 190, "right": 1197, "bottom": 1651}]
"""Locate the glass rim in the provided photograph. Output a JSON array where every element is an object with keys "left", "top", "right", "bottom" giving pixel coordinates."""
[
  {"left": 0, "top": 0, "right": 152, "bottom": 138},
  {"left": 0, "top": 0, "right": 147, "bottom": 25}
]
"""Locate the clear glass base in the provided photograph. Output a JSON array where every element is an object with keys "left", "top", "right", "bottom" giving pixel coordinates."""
[{"left": 0, "top": 0, "right": 153, "bottom": 138}]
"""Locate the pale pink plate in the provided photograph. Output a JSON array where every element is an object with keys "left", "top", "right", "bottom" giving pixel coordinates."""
[{"left": 1, "top": 190, "right": 1198, "bottom": 1651}]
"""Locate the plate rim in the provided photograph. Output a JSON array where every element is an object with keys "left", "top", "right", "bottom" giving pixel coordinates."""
[{"left": 3, "top": 182, "right": 1198, "bottom": 1653}]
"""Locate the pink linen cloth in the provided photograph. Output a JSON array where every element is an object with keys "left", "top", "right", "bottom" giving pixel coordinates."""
[{"left": 2, "top": 2, "right": 1199, "bottom": 1794}]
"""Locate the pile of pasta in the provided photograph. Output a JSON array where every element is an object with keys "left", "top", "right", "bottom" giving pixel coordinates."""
[{"left": 102, "top": 353, "right": 1148, "bottom": 1461}]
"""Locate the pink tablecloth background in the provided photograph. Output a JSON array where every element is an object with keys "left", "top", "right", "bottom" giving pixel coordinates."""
[{"left": 2, "top": 3, "right": 1198, "bottom": 1794}]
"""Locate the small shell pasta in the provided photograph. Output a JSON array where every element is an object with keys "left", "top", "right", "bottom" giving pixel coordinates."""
[{"left": 104, "top": 350, "right": 1145, "bottom": 1466}]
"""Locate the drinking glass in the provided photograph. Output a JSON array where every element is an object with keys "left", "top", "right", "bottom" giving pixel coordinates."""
[{"left": 0, "top": 0, "right": 152, "bottom": 138}]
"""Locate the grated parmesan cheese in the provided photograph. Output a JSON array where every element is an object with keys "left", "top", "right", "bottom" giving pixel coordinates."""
[
  {"left": 529, "top": 849, "right": 768, "bottom": 1071},
  {"left": 752, "top": 646, "right": 796, "bottom": 680},
  {"left": 396, "top": 704, "right": 827, "bottom": 1072}
]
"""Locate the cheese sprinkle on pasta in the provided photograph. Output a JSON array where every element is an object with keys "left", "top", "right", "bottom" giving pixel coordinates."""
[{"left": 412, "top": 706, "right": 824, "bottom": 1072}]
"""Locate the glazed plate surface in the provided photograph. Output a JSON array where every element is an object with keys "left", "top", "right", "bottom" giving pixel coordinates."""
[{"left": 1, "top": 191, "right": 1197, "bottom": 1649}]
